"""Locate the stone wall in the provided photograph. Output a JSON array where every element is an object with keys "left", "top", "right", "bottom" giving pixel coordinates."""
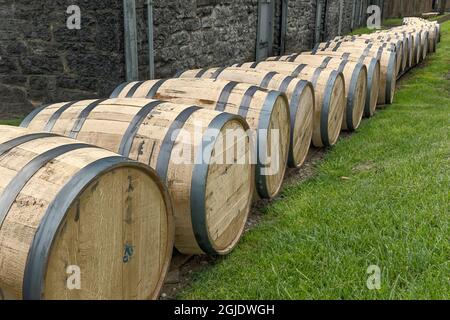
[
  {"left": 0, "top": 0, "right": 125, "bottom": 118},
  {"left": 0, "top": 0, "right": 407, "bottom": 118},
  {"left": 151, "top": 0, "right": 259, "bottom": 78}
]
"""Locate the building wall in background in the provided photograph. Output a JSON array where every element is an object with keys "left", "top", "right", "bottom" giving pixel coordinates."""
[
  {"left": 0, "top": 0, "right": 437, "bottom": 118},
  {"left": 382, "top": 0, "right": 434, "bottom": 18}
]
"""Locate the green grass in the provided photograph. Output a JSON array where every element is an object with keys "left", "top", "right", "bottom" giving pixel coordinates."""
[
  {"left": 350, "top": 18, "right": 403, "bottom": 35},
  {"left": 0, "top": 119, "right": 23, "bottom": 126},
  {"left": 180, "top": 21, "right": 450, "bottom": 300}
]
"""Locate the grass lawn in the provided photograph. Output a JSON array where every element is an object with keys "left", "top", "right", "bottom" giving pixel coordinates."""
[
  {"left": 0, "top": 119, "right": 23, "bottom": 126},
  {"left": 180, "top": 21, "right": 450, "bottom": 300}
]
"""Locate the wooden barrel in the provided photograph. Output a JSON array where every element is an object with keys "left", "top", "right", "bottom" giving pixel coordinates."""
[
  {"left": 0, "top": 125, "right": 173, "bottom": 300},
  {"left": 373, "top": 28, "right": 421, "bottom": 66},
  {"left": 315, "top": 40, "right": 403, "bottom": 76},
  {"left": 312, "top": 45, "right": 397, "bottom": 105},
  {"left": 333, "top": 36, "right": 407, "bottom": 74},
  {"left": 400, "top": 21, "right": 438, "bottom": 52},
  {"left": 176, "top": 67, "right": 315, "bottom": 168},
  {"left": 233, "top": 61, "right": 346, "bottom": 147},
  {"left": 21, "top": 99, "right": 254, "bottom": 256},
  {"left": 110, "top": 80, "right": 289, "bottom": 200},
  {"left": 396, "top": 27, "right": 429, "bottom": 62},
  {"left": 267, "top": 55, "right": 368, "bottom": 130},
  {"left": 369, "top": 32, "right": 415, "bottom": 69},
  {"left": 340, "top": 35, "right": 409, "bottom": 73},
  {"left": 297, "top": 52, "right": 380, "bottom": 117}
]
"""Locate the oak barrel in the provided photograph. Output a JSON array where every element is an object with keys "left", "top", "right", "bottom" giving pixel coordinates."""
[
  {"left": 297, "top": 52, "right": 380, "bottom": 117},
  {"left": 266, "top": 55, "right": 368, "bottom": 130},
  {"left": 312, "top": 45, "right": 397, "bottom": 105},
  {"left": 0, "top": 125, "right": 173, "bottom": 300},
  {"left": 110, "top": 79, "right": 290, "bottom": 199},
  {"left": 233, "top": 61, "right": 346, "bottom": 147},
  {"left": 397, "top": 27, "right": 429, "bottom": 61},
  {"left": 314, "top": 40, "right": 402, "bottom": 76},
  {"left": 21, "top": 99, "right": 254, "bottom": 256},
  {"left": 334, "top": 36, "right": 407, "bottom": 73},
  {"left": 176, "top": 67, "right": 315, "bottom": 168}
]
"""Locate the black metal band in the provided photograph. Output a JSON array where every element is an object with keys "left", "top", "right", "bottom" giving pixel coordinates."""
[
  {"left": 118, "top": 101, "right": 165, "bottom": 156},
  {"left": 190, "top": 113, "right": 250, "bottom": 255},
  {"left": 312, "top": 43, "right": 320, "bottom": 53},
  {"left": 273, "top": 56, "right": 282, "bottom": 61},
  {"left": 324, "top": 41, "right": 333, "bottom": 50},
  {"left": 110, "top": 82, "right": 130, "bottom": 98},
  {"left": 320, "top": 56, "right": 333, "bottom": 69},
  {"left": 173, "top": 70, "right": 183, "bottom": 78},
  {"left": 238, "top": 86, "right": 261, "bottom": 118},
  {"left": 291, "top": 64, "right": 307, "bottom": 78},
  {"left": 287, "top": 80, "right": 311, "bottom": 167},
  {"left": 69, "top": 99, "right": 108, "bottom": 139},
  {"left": 20, "top": 105, "right": 49, "bottom": 128},
  {"left": 126, "top": 81, "right": 145, "bottom": 98},
  {"left": 364, "top": 59, "right": 378, "bottom": 118},
  {"left": 346, "top": 63, "right": 365, "bottom": 131},
  {"left": 260, "top": 71, "right": 277, "bottom": 88},
  {"left": 146, "top": 79, "right": 167, "bottom": 99},
  {"left": 359, "top": 54, "right": 366, "bottom": 64},
  {"left": 215, "top": 81, "right": 239, "bottom": 112},
  {"left": 195, "top": 68, "right": 208, "bottom": 78},
  {"left": 342, "top": 52, "right": 351, "bottom": 60},
  {"left": 249, "top": 62, "right": 259, "bottom": 69},
  {"left": 332, "top": 42, "right": 342, "bottom": 52},
  {"left": 211, "top": 67, "right": 226, "bottom": 79},
  {"left": 278, "top": 76, "right": 295, "bottom": 92},
  {"left": 0, "top": 133, "right": 59, "bottom": 157},
  {"left": 288, "top": 53, "right": 300, "bottom": 62},
  {"left": 415, "top": 33, "right": 421, "bottom": 62},
  {"left": 234, "top": 62, "right": 244, "bottom": 67},
  {"left": 377, "top": 47, "right": 383, "bottom": 60},
  {"left": 320, "top": 71, "right": 339, "bottom": 147},
  {"left": 311, "top": 68, "right": 323, "bottom": 87},
  {"left": 255, "top": 90, "right": 285, "bottom": 199},
  {"left": 0, "top": 143, "right": 94, "bottom": 231},
  {"left": 23, "top": 156, "right": 145, "bottom": 300},
  {"left": 155, "top": 106, "right": 202, "bottom": 184},
  {"left": 385, "top": 52, "right": 396, "bottom": 104},
  {"left": 337, "top": 60, "right": 349, "bottom": 74},
  {"left": 44, "top": 101, "right": 77, "bottom": 132}
]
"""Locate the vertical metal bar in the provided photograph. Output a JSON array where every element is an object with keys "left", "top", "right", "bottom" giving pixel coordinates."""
[
  {"left": 256, "top": 0, "right": 275, "bottom": 62},
  {"left": 358, "top": 0, "right": 364, "bottom": 27},
  {"left": 147, "top": 0, "right": 155, "bottom": 79},
  {"left": 323, "top": 0, "right": 328, "bottom": 40},
  {"left": 268, "top": 0, "right": 275, "bottom": 57},
  {"left": 338, "top": 0, "right": 344, "bottom": 36},
  {"left": 123, "top": 0, "right": 139, "bottom": 81},
  {"left": 315, "top": 2, "right": 323, "bottom": 44},
  {"left": 351, "top": 0, "right": 357, "bottom": 30},
  {"left": 280, "top": 0, "right": 288, "bottom": 55}
]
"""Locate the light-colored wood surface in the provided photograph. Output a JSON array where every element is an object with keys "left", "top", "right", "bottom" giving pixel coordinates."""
[
  {"left": 178, "top": 67, "right": 314, "bottom": 168},
  {"left": 234, "top": 61, "right": 345, "bottom": 147},
  {"left": 315, "top": 41, "right": 402, "bottom": 76},
  {"left": 114, "top": 79, "right": 290, "bottom": 199},
  {"left": 299, "top": 52, "right": 381, "bottom": 117},
  {"left": 312, "top": 46, "right": 397, "bottom": 105},
  {"left": 0, "top": 125, "right": 173, "bottom": 300},
  {"left": 265, "top": 56, "right": 367, "bottom": 131},
  {"left": 335, "top": 36, "right": 407, "bottom": 73},
  {"left": 25, "top": 99, "right": 253, "bottom": 255}
]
